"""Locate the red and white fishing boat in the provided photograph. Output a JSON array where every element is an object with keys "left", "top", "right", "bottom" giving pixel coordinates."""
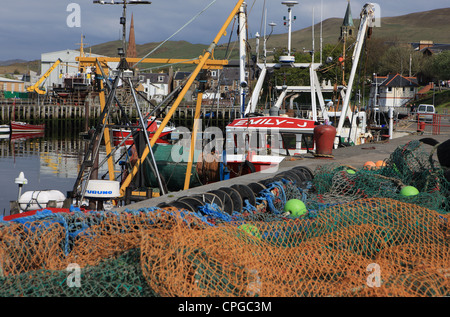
[
  {"left": 0, "top": 124, "right": 10, "bottom": 134},
  {"left": 10, "top": 121, "right": 45, "bottom": 133},
  {"left": 112, "top": 116, "right": 176, "bottom": 146},
  {"left": 225, "top": 116, "right": 316, "bottom": 175}
]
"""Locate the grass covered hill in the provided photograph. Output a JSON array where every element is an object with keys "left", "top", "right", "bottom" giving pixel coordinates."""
[
  {"left": 258, "top": 7, "right": 450, "bottom": 54},
  {"left": 2, "top": 7, "right": 449, "bottom": 75}
]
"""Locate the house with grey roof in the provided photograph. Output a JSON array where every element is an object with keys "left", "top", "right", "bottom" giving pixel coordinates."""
[
  {"left": 138, "top": 72, "right": 170, "bottom": 103},
  {"left": 369, "top": 73, "right": 419, "bottom": 110}
]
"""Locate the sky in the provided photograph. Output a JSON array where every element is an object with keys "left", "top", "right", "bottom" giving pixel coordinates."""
[{"left": 0, "top": 0, "right": 449, "bottom": 61}]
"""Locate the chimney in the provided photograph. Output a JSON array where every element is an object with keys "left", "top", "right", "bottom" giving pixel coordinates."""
[{"left": 419, "top": 40, "right": 433, "bottom": 51}]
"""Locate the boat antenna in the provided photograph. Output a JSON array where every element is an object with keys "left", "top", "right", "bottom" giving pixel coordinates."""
[
  {"left": 320, "top": 0, "right": 323, "bottom": 64},
  {"left": 93, "top": 1, "right": 152, "bottom": 58},
  {"left": 312, "top": 6, "right": 315, "bottom": 64},
  {"left": 280, "top": 1, "right": 298, "bottom": 64}
]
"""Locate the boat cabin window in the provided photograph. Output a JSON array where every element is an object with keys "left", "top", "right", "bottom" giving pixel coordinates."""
[
  {"left": 302, "top": 134, "right": 314, "bottom": 151},
  {"left": 280, "top": 133, "right": 297, "bottom": 150}
]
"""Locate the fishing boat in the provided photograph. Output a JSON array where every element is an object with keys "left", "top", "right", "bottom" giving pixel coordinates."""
[
  {"left": 112, "top": 116, "right": 176, "bottom": 146},
  {"left": 0, "top": 124, "right": 10, "bottom": 134},
  {"left": 10, "top": 132, "right": 45, "bottom": 141},
  {"left": 221, "top": 1, "right": 378, "bottom": 174},
  {"left": 10, "top": 121, "right": 45, "bottom": 133},
  {"left": 225, "top": 116, "right": 316, "bottom": 175}
]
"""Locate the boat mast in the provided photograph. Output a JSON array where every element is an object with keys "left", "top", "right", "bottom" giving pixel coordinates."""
[
  {"left": 239, "top": 2, "right": 247, "bottom": 117},
  {"left": 119, "top": 0, "right": 247, "bottom": 197},
  {"left": 279, "top": 1, "right": 298, "bottom": 63}
]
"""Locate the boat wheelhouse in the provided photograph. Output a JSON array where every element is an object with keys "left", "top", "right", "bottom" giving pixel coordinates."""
[{"left": 225, "top": 116, "right": 316, "bottom": 174}]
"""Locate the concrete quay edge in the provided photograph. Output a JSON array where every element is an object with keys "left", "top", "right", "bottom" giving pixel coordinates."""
[{"left": 113, "top": 132, "right": 450, "bottom": 212}]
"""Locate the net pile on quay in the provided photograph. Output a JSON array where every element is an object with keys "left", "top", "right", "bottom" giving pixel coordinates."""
[{"left": 0, "top": 140, "right": 449, "bottom": 297}]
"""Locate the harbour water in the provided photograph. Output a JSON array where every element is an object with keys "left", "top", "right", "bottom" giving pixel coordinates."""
[{"left": 0, "top": 132, "right": 109, "bottom": 217}]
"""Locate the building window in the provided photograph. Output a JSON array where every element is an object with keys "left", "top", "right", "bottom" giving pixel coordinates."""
[
  {"left": 388, "top": 87, "right": 392, "bottom": 92},
  {"left": 410, "top": 87, "right": 414, "bottom": 92},
  {"left": 158, "top": 76, "right": 164, "bottom": 82}
]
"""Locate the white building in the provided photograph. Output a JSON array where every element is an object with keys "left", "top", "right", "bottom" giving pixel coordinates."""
[
  {"left": 40, "top": 50, "right": 119, "bottom": 92},
  {"left": 139, "top": 73, "right": 170, "bottom": 103},
  {"left": 370, "top": 73, "right": 419, "bottom": 110}
]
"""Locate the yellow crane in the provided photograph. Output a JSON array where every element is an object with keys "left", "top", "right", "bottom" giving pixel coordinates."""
[
  {"left": 27, "top": 58, "right": 62, "bottom": 95},
  {"left": 73, "top": 0, "right": 245, "bottom": 201},
  {"left": 76, "top": 55, "right": 229, "bottom": 197}
]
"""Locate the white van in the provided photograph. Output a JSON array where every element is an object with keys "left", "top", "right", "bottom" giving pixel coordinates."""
[{"left": 416, "top": 104, "right": 435, "bottom": 122}]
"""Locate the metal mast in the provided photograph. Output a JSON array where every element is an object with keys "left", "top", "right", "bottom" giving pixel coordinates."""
[{"left": 93, "top": 0, "right": 151, "bottom": 57}]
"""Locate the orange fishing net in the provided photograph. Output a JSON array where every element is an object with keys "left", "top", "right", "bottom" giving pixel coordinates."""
[
  {"left": 140, "top": 198, "right": 449, "bottom": 297},
  {"left": 1, "top": 198, "right": 447, "bottom": 297},
  {"left": 0, "top": 140, "right": 449, "bottom": 296}
]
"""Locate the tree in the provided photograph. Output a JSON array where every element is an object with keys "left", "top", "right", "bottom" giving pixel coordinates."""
[
  {"left": 373, "top": 43, "right": 432, "bottom": 79},
  {"left": 431, "top": 51, "right": 450, "bottom": 81}
]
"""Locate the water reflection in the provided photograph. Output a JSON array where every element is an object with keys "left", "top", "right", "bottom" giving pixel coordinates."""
[{"left": 0, "top": 132, "right": 115, "bottom": 216}]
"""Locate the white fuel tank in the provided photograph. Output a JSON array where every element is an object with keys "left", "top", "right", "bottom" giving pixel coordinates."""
[{"left": 18, "top": 190, "right": 66, "bottom": 212}]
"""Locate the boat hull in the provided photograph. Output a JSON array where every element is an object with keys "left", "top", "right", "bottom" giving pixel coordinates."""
[
  {"left": 112, "top": 129, "right": 172, "bottom": 146},
  {"left": 11, "top": 121, "right": 45, "bottom": 133},
  {"left": 0, "top": 125, "right": 10, "bottom": 134},
  {"left": 224, "top": 116, "right": 316, "bottom": 174}
]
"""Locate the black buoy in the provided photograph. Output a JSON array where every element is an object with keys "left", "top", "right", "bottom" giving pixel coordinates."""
[
  {"left": 420, "top": 138, "right": 450, "bottom": 169},
  {"left": 290, "top": 168, "right": 312, "bottom": 188},
  {"left": 166, "top": 200, "right": 196, "bottom": 213},
  {"left": 208, "top": 189, "right": 234, "bottom": 214},
  {"left": 156, "top": 202, "right": 171, "bottom": 208},
  {"left": 247, "top": 182, "right": 266, "bottom": 196},
  {"left": 260, "top": 177, "right": 278, "bottom": 187},
  {"left": 178, "top": 196, "right": 205, "bottom": 213},
  {"left": 286, "top": 171, "right": 303, "bottom": 185},
  {"left": 231, "top": 184, "right": 256, "bottom": 207},
  {"left": 218, "top": 187, "right": 242, "bottom": 213},
  {"left": 292, "top": 166, "right": 314, "bottom": 180},
  {"left": 194, "top": 193, "right": 223, "bottom": 211},
  {"left": 276, "top": 171, "right": 301, "bottom": 185}
]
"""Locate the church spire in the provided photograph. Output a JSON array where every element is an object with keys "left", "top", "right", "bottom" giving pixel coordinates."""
[
  {"left": 127, "top": 13, "right": 137, "bottom": 61},
  {"left": 342, "top": 0, "right": 354, "bottom": 27},
  {"left": 339, "top": 0, "right": 355, "bottom": 41}
]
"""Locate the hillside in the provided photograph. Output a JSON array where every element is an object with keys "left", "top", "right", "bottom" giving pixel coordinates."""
[
  {"left": 2, "top": 7, "right": 449, "bottom": 75},
  {"left": 0, "top": 60, "right": 40, "bottom": 75},
  {"left": 87, "top": 40, "right": 238, "bottom": 71},
  {"left": 85, "top": 7, "right": 450, "bottom": 66},
  {"left": 259, "top": 7, "right": 450, "bottom": 53}
]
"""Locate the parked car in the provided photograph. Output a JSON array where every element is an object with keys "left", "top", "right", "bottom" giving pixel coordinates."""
[{"left": 416, "top": 104, "right": 435, "bottom": 122}]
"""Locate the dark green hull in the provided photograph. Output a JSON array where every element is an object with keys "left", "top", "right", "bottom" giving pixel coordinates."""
[{"left": 143, "top": 143, "right": 204, "bottom": 192}]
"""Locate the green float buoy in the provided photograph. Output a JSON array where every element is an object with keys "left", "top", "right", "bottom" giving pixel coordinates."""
[
  {"left": 239, "top": 224, "right": 261, "bottom": 239},
  {"left": 400, "top": 186, "right": 419, "bottom": 197},
  {"left": 284, "top": 199, "right": 307, "bottom": 218}
]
